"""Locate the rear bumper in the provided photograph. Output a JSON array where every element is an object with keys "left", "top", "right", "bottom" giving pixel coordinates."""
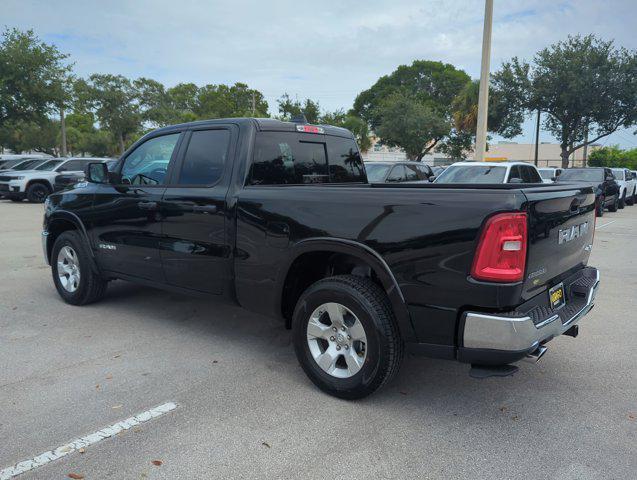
[{"left": 458, "top": 266, "right": 599, "bottom": 365}]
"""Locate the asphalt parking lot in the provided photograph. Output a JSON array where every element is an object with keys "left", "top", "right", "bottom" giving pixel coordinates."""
[{"left": 0, "top": 200, "right": 635, "bottom": 480}]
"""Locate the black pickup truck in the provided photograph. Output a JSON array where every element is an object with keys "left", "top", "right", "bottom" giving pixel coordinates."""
[{"left": 42, "top": 118, "right": 600, "bottom": 398}]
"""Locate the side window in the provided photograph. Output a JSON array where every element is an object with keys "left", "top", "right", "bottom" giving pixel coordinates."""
[
  {"left": 387, "top": 165, "right": 407, "bottom": 182},
  {"left": 121, "top": 133, "right": 180, "bottom": 186},
  {"left": 415, "top": 164, "right": 432, "bottom": 180},
  {"left": 249, "top": 132, "right": 328, "bottom": 185},
  {"left": 404, "top": 164, "right": 420, "bottom": 181},
  {"left": 326, "top": 136, "right": 365, "bottom": 183},
  {"left": 522, "top": 166, "right": 542, "bottom": 183},
  {"left": 178, "top": 129, "right": 230, "bottom": 185},
  {"left": 508, "top": 166, "right": 522, "bottom": 183}
]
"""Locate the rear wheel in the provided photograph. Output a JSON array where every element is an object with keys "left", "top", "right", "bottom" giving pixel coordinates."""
[
  {"left": 292, "top": 275, "right": 403, "bottom": 399},
  {"left": 628, "top": 191, "right": 635, "bottom": 206},
  {"left": 51, "top": 231, "right": 107, "bottom": 305},
  {"left": 26, "top": 183, "right": 50, "bottom": 203}
]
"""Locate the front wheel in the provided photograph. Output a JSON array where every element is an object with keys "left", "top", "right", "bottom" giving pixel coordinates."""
[
  {"left": 596, "top": 199, "right": 604, "bottom": 217},
  {"left": 51, "top": 231, "right": 108, "bottom": 305},
  {"left": 619, "top": 192, "right": 626, "bottom": 209},
  {"left": 292, "top": 275, "right": 403, "bottom": 399},
  {"left": 609, "top": 196, "right": 619, "bottom": 212},
  {"left": 627, "top": 191, "right": 635, "bottom": 206},
  {"left": 26, "top": 183, "right": 50, "bottom": 203}
]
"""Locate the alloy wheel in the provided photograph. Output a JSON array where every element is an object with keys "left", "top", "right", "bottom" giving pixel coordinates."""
[
  {"left": 57, "top": 245, "right": 81, "bottom": 293},
  {"left": 306, "top": 302, "right": 368, "bottom": 379}
]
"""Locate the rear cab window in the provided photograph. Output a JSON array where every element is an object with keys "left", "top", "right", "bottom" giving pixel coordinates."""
[{"left": 248, "top": 131, "right": 365, "bottom": 185}]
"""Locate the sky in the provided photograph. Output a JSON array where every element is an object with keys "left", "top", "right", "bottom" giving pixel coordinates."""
[{"left": 3, "top": 0, "right": 637, "bottom": 148}]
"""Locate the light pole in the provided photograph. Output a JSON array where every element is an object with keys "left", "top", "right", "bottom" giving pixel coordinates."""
[{"left": 474, "top": 0, "right": 494, "bottom": 162}]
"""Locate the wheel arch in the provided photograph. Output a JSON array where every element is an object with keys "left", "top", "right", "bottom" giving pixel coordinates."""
[
  {"left": 46, "top": 211, "right": 97, "bottom": 271},
  {"left": 26, "top": 178, "right": 53, "bottom": 192},
  {"left": 277, "top": 238, "right": 416, "bottom": 342}
]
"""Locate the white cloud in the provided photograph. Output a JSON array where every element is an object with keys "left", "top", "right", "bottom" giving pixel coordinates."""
[{"left": 3, "top": 0, "right": 637, "bottom": 146}]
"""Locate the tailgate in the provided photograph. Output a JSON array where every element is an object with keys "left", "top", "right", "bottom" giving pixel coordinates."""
[{"left": 522, "top": 184, "right": 595, "bottom": 301}]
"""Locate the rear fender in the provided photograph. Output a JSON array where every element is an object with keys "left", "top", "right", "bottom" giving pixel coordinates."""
[{"left": 278, "top": 237, "right": 416, "bottom": 342}]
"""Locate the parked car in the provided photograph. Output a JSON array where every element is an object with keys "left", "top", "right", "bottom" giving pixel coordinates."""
[
  {"left": 0, "top": 157, "right": 111, "bottom": 203},
  {"left": 538, "top": 167, "right": 563, "bottom": 183},
  {"left": 364, "top": 161, "right": 433, "bottom": 183},
  {"left": 53, "top": 159, "right": 117, "bottom": 192},
  {"left": 557, "top": 167, "right": 620, "bottom": 216},
  {"left": 42, "top": 118, "right": 599, "bottom": 399},
  {"left": 610, "top": 168, "right": 636, "bottom": 207},
  {"left": 434, "top": 161, "right": 543, "bottom": 184}
]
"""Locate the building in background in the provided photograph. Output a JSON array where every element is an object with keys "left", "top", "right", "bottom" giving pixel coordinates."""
[
  {"left": 362, "top": 137, "right": 601, "bottom": 167},
  {"left": 482, "top": 141, "right": 601, "bottom": 167}
]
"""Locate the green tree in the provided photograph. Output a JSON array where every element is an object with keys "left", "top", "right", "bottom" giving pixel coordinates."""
[
  {"left": 0, "top": 28, "right": 72, "bottom": 136},
  {"left": 374, "top": 91, "right": 451, "bottom": 160},
  {"left": 353, "top": 60, "right": 470, "bottom": 160},
  {"left": 0, "top": 118, "right": 60, "bottom": 155},
  {"left": 77, "top": 74, "right": 142, "bottom": 154},
  {"left": 496, "top": 35, "right": 637, "bottom": 168},
  {"left": 320, "top": 110, "right": 372, "bottom": 152},
  {"left": 277, "top": 94, "right": 320, "bottom": 123},
  {"left": 196, "top": 83, "right": 268, "bottom": 119},
  {"left": 451, "top": 79, "right": 524, "bottom": 139},
  {"left": 589, "top": 145, "right": 637, "bottom": 169}
]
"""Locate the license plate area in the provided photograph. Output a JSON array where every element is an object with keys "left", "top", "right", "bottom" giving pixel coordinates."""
[{"left": 549, "top": 282, "right": 566, "bottom": 310}]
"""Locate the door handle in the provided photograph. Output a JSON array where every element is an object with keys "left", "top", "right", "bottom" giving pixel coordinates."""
[
  {"left": 138, "top": 201, "right": 158, "bottom": 210},
  {"left": 192, "top": 205, "right": 217, "bottom": 214}
]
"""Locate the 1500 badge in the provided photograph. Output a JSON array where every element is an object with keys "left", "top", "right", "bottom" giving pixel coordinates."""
[{"left": 558, "top": 221, "right": 589, "bottom": 245}]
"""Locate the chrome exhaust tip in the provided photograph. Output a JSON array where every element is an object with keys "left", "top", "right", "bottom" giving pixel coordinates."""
[{"left": 524, "top": 345, "right": 548, "bottom": 363}]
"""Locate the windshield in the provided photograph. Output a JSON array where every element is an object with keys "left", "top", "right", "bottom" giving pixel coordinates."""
[
  {"left": 13, "top": 159, "right": 43, "bottom": 171},
  {"left": 559, "top": 169, "right": 603, "bottom": 182},
  {"left": 539, "top": 170, "right": 554, "bottom": 179},
  {"left": 0, "top": 159, "right": 23, "bottom": 169},
  {"left": 364, "top": 163, "right": 391, "bottom": 182},
  {"left": 435, "top": 165, "right": 507, "bottom": 184},
  {"left": 611, "top": 169, "right": 624, "bottom": 180},
  {"left": 35, "top": 160, "right": 64, "bottom": 171}
]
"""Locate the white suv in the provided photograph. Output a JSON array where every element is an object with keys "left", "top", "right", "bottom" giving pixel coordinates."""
[
  {"left": 0, "top": 157, "right": 111, "bottom": 203},
  {"left": 611, "top": 168, "right": 637, "bottom": 208}
]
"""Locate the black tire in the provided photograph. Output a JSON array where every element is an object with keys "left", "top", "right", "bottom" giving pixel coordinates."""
[
  {"left": 51, "top": 231, "right": 107, "bottom": 305},
  {"left": 596, "top": 199, "right": 604, "bottom": 217},
  {"left": 609, "top": 196, "right": 619, "bottom": 212},
  {"left": 628, "top": 192, "right": 635, "bottom": 206},
  {"left": 292, "top": 275, "right": 403, "bottom": 399},
  {"left": 26, "top": 182, "right": 50, "bottom": 203},
  {"left": 619, "top": 192, "right": 626, "bottom": 209},
  {"left": 9, "top": 197, "right": 22, "bottom": 202}
]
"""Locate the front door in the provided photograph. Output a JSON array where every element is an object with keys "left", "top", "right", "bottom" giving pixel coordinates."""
[
  {"left": 160, "top": 126, "right": 235, "bottom": 294},
  {"left": 90, "top": 132, "right": 182, "bottom": 281}
]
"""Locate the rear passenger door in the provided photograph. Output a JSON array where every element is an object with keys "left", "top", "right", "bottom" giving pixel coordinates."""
[{"left": 159, "top": 126, "right": 236, "bottom": 294}]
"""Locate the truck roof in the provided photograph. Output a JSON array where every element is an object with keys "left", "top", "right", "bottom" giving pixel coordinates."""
[{"left": 152, "top": 117, "right": 354, "bottom": 138}]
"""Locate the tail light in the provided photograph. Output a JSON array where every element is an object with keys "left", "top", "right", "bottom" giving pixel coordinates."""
[{"left": 471, "top": 212, "right": 528, "bottom": 283}]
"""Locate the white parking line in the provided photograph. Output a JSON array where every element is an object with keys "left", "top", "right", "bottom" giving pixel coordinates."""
[
  {"left": 596, "top": 220, "right": 616, "bottom": 230},
  {"left": 0, "top": 402, "right": 177, "bottom": 480}
]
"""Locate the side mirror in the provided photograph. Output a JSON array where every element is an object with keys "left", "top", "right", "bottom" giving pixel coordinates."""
[
  {"left": 551, "top": 176, "right": 557, "bottom": 182},
  {"left": 85, "top": 162, "right": 108, "bottom": 184},
  {"left": 509, "top": 178, "right": 524, "bottom": 184},
  {"left": 428, "top": 175, "right": 436, "bottom": 182}
]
